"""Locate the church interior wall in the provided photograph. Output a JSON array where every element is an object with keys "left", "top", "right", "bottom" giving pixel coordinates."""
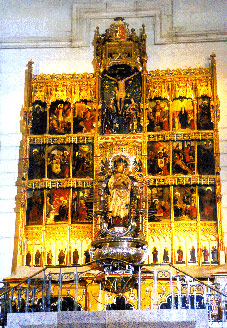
[{"left": 0, "top": 0, "right": 227, "bottom": 280}]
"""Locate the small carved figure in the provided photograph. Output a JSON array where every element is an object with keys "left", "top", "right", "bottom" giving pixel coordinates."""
[
  {"left": 84, "top": 250, "right": 90, "bottom": 264},
  {"left": 163, "top": 248, "right": 169, "bottom": 263},
  {"left": 211, "top": 246, "right": 218, "bottom": 263},
  {"left": 47, "top": 250, "right": 53, "bottom": 265},
  {"left": 202, "top": 246, "right": 209, "bottom": 262},
  {"left": 190, "top": 246, "right": 196, "bottom": 263},
  {"left": 152, "top": 247, "right": 158, "bottom": 263},
  {"left": 35, "top": 250, "right": 41, "bottom": 266},
  {"left": 58, "top": 249, "right": 65, "bottom": 265},
  {"left": 26, "top": 251, "right": 31, "bottom": 266},
  {"left": 73, "top": 249, "right": 79, "bottom": 265},
  {"left": 177, "top": 246, "right": 183, "bottom": 262},
  {"left": 126, "top": 98, "right": 139, "bottom": 133},
  {"left": 109, "top": 98, "right": 119, "bottom": 133}
]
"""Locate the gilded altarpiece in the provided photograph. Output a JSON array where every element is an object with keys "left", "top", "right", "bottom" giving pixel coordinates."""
[{"left": 14, "top": 19, "right": 223, "bottom": 271}]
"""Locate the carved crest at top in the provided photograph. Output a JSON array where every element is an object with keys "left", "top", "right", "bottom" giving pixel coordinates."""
[
  {"left": 108, "top": 17, "right": 130, "bottom": 41},
  {"left": 93, "top": 17, "right": 147, "bottom": 72}
]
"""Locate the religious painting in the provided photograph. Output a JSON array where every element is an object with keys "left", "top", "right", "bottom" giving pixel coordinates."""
[
  {"left": 199, "top": 185, "right": 217, "bottom": 221},
  {"left": 172, "top": 99, "right": 194, "bottom": 131},
  {"left": 73, "top": 101, "right": 96, "bottom": 133},
  {"left": 176, "top": 246, "right": 185, "bottom": 264},
  {"left": 49, "top": 101, "right": 71, "bottom": 134},
  {"left": 101, "top": 65, "right": 142, "bottom": 134},
  {"left": 72, "top": 143, "right": 93, "bottom": 178},
  {"left": 173, "top": 186, "right": 197, "bottom": 221},
  {"left": 147, "top": 99, "right": 169, "bottom": 132},
  {"left": 147, "top": 142, "right": 170, "bottom": 176},
  {"left": 46, "top": 188, "right": 69, "bottom": 223},
  {"left": 197, "top": 140, "right": 215, "bottom": 175},
  {"left": 31, "top": 101, "right": 47, "bottom": 135},
  {"left": 28, "top": 145, "right": 45, "bottom": 180},
  {"left": 197, "top": 97, "right": 214, "bottom": 130},
  {"left": 188, "top": 246, "right": 197, "bottom": 263},
  {"left": 71, "top": 188, "right": 93, "bottom": 224},
  {"left": 148, "top": 186, "right": 170, "bottom": 222},
  {"left": 47, "top": 145, "right": 70, "bottom": 179},
  {"left": 172, "top": 141, "right": 195, "bottom": 175},
  {"left": 26, "top": 189, "right": 44, "bottom": 225}
]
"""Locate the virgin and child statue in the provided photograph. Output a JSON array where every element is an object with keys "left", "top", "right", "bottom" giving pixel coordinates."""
[
  {"left": 108, "top": 158, "right": 131, "bottom": 222},
  {"left": 102, "top": 155, "right": 141, "bottom": 229}
]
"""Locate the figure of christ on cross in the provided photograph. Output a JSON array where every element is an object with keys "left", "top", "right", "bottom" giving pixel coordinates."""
[{"left": 104, "top": 72, "right": 138, "bottom": 112}]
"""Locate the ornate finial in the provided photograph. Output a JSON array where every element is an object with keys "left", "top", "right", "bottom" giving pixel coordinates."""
[
  {"left": 27, "top": 60, "right": 34, "bottom": 71},
  {"left": 140, "top": 24, "right": 146, "bottom": 40},
  {"left": 95, "top": 26, "right": 100, "bottom": 35},
  {"left": 114, "top": 17, "right": 125, "bottom": 22},
  {"left": 210, "top": 53, "right": 216, "bottom": 69}
]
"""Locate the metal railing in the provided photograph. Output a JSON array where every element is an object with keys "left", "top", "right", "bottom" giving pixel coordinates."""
[{"left": 0, "top": 260, "right": 226, "bottom": 327}]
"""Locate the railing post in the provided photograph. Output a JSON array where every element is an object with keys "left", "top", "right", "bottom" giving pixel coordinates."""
[
  {"left": 25, "top": 278, "right": 30, "bottom": 313},
  {"left": 186, "top": 279, "right": 191, "bottom": 309},
  {"left": 193, "top": 284, "right": 197, "bottom": 309},
  {"left": 176, "top": 276, "right": 182, "bottom": 309},
  {"left": 46, "top": 273, "right": 51, "bottom": 312},
  {"left": 3, "top": 283, "right": 8, "bottom": 326},
  {"left": 74, "top": 268, "right": 79, "bottom": 311},
  {"left": 17, "top": 286, "right": 22, "bottom": 312},
  {"left": 58, "top": 268, "right": 62, "bottom": 312},
  {"left": 42, "top": 270, "right": 46, "bottom": 312},
  {"left": 137, "top": 266, "right": 141, "bottom": 310},
  {"left": 170, "top": 269, "right": 174, "bottom": 309},
  {"left": 153, "top": 268, "right": 158, "bottom": 309},
  {"left": 31, "top": 283, "right": 36, "bottom": 312},
  {"left": 207, "top": 287, "right": 212, "bottom": 321},
  {"left": 9, "top": 288, "right": 14, "bottom": 313}
]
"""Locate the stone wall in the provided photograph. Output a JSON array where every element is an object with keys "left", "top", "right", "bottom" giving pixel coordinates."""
[
  {"left": 0, "top": 0, "right": 226, "bottom": 280},
  {"left": 7, "top": 309, "right": 209, "bottom": 328}
]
